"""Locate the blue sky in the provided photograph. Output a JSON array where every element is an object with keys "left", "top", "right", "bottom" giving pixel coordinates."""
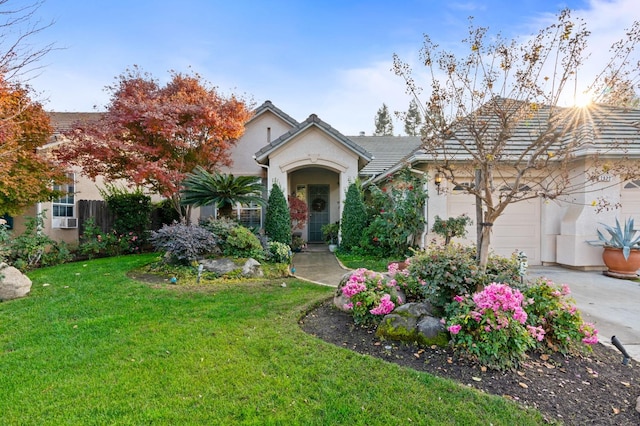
[{"left": 20, "top": 0, "right": 638, "bottom": 135}]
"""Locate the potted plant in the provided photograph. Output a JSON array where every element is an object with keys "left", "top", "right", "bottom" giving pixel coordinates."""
[
  {"left": 589, "top": 217, "right": 640, "bottom": 277},
  {"left": 322, "top": 222, "right": 340, "bottom": 252},
  {"left": 290, "top": 234, "right": 306, "bottom": 252}
]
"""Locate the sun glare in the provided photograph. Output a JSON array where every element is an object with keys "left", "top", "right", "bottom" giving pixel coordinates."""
[{"left": 572, "top": 92, "right": 593, "bottom": 108}]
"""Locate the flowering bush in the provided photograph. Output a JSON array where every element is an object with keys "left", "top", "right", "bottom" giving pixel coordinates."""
[
  {"left": 408, "top": 244, "right": 521, "bottom": 311},
  {"left": 341, "top": 268, "right": 403, "bottom": 325},
  {"left": 267, "top": 241, "right": 292, "bottom": 264},
  {"left": 445, "top": 283, "right": 537, "bottom": 370},
  {"left": 523, "top": 278, "right": 598, "bottom": 354}
]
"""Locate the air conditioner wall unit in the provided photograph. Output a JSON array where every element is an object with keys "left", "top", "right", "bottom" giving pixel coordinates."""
[{"left": 54, "top": 217, "right": 78, "bottom": 229}]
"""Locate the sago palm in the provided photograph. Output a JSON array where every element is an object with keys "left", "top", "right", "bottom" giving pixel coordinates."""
[{"left": 181, "top": 166, "right": 265, "bottom": 218}]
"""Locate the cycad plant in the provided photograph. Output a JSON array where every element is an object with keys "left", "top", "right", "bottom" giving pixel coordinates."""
[{"left": 181, "top": 166, "right": 265, "bottom": 218}]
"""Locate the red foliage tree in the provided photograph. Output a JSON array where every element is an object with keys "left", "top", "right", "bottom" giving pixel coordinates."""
[
  {"left": 288, "top": 195, "right": 308, "bottom": 231},
  {"left": 0, "top": 74, "right": 65, "bottom": 214},
  {"left": 55, "top": 67, "right": 253, "bottom": 220}
]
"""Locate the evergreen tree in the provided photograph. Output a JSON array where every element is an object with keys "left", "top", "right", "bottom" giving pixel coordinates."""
[
  {"left": 340, "top": 180, "right": 367, "bottom": 252},
  {"left": 373, "top": 103, "right": 394, "bottom": 136},
  {"left": 264, "top": 183, "right": 291, "bottom": 245},
  {"left": 404, "top": 99, "right": 422, "bottom": 136}
]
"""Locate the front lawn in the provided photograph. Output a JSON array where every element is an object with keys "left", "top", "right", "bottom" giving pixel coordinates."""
[{"left": 0, "top": 254, "right": 545, "bottom": 425}]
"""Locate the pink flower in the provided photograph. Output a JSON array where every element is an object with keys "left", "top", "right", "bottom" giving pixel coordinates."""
[
  {"left": 561, "top": 284, "right": 571, "bottom": 295},
  {"left": 341, "top": 281, "right": 366, "bottom": 298},
  {"left": 448, "top": 324, "right": 462, "bottom": 335},
  {"left": 370, "top": 294, "right": 395, "bottom": 315},
  {"left": 387, "top": 263, "right": 399, "bottom": 275},
  {"left": 343, "top": 302, "right": 353, "bottom": 310},
  {"left": 527, "top": 325, "right": 546, "bottom": 341},
  {"left": 453, "top": 295, "right": 464, "bottom": 303}
]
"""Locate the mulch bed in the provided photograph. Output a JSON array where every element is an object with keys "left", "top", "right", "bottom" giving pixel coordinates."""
[{"left": 300, "top": 298, "right": 640, "bottom": 425}]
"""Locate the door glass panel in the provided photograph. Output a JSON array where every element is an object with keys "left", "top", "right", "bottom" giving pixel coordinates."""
[{"left": 308, "top": 184, "right": 329, "bottom": 242}]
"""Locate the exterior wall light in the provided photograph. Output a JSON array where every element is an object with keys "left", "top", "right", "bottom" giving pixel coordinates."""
[{"left": 434, "top": 172, "right": 443, "bottom": 195}]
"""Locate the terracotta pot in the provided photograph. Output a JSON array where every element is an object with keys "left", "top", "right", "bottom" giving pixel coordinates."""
[{"left": 602, "top": 247, "right": 640, "bottom": 276}]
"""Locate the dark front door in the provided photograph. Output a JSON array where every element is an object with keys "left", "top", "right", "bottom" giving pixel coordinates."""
[{"left": 308, "top": 184, "right": 329, "bottom": 242}]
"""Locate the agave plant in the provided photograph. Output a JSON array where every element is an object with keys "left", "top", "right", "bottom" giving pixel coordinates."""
[{"left": 592, "top": 217, "right": 640, "bottom": 260}]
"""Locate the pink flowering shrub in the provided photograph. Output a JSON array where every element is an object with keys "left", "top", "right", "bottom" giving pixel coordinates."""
[
  {"left": 522, "top": 278, "right": 598, "bottom": 354},
  {"left": 445, "top": 283, "right": 537, "bottom": 370},
  {"left": 341, "top": 268, "right": 403, "bottom": 325}
]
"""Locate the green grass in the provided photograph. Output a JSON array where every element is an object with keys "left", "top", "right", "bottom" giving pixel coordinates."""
[
  {"left": 0, "top": 254, "right": 546, "bottom": 425},
  {"left": 336, "top": 251, "right": 401, "bottom": 272}
]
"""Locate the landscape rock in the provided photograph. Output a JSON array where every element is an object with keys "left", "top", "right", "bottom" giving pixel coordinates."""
[
  {"left": 241, "top": 258, "right": 263, "bottom": 278},
  {"left": 0, "top": 263, "right": 32, "bottom": 301},
  {"left": 200, "top": 258, "right": 239, "bottom": 275},
  {"left": 376, "top": 302, "right": 448, "bottom": 347}
]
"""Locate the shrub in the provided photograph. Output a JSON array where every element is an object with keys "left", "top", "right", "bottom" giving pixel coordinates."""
[
  {"left": 288, "top": 195, "right": 308, "bottom": 231},
  {"left": 340, "top": 268, "right": 404, "bottom": 326},
  {"left": 6, "top": 212, "right": 72, "bottom": 270},
  {"left": 150, "top": 223, "right": 218, "bottom": 265},
  {"left": 361, "top": 167, "right": 427, "bottom": 257},
  {"left": 408, "top": 243, "right": 521, "bottom": 311},
  {"left": 79, "top": 217, "right": 143, "bottom": 259},
  {"left": 523, "top": 278, "right": 598, "bottom": 354},
  {"left": 431, "top": 214, "right": 472, "bottom": 245},
  {"left": 340, "top": 181, "right": 367, "bottom": 251},
  {"left": 200, "top": 216, "right": 239, "bottom": 244},
  {"left": 224, "top": 226, "right": 264, "bottom": 260},
  {"left": 264, "top": 183, "right": 291, "bottom": 245},
  {"left": 445, "top": 283, "right": 537, "bottom": 370},
  {"left": 267, "top": 241, "right": 292, "bottom": 264},
  {"left": 101, "top": 185, "right": 151, "bottom": 249}
]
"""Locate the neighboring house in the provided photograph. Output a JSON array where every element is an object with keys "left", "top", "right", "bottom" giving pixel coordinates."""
[{"left": 9, "top": 100, "right": 640, "bottom": 269}]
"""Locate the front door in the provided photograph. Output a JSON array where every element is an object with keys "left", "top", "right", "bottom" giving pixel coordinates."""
[{"left": 308, "top": 184, "right": 329, "bottom": 242}]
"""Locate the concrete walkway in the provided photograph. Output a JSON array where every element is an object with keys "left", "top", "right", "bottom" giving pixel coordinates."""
[{"left": 292, "top": 247, "right": 640, "bottom": 361}]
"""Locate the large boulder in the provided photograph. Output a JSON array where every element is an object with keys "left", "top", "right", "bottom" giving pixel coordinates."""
[
  {"left": 200, "top": 258, "right": 239, "bottom": 275},
  {"left": 241, "top": 258, "right": 263, "bottom": 278},
  {"left": 376, "top": 302, "right": 448, "bottom": 347},
  {"left": 0, "top": 263, "right": 32, "bottom": 301}
]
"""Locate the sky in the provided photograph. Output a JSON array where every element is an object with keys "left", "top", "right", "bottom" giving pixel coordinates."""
[{"left": 11, "top": 0, "right": 640, "bottom": 135}]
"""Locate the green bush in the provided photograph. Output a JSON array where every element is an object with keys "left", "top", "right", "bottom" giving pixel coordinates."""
[
  {"left": 150, "top": 223, "right": 218, "bottom": 265},
  {"left": 5, "top": 212, "right": 72, "bottom": 271},
  {"left": 431, "top": 214, "right": 472, "bottom": 245},
  {"left": 340, "top": 181, "right": 367, "bottom": 251},
  {"left": 339, "top": 268, "right": 403, "bottom": 326},
  {"left": 523, "top": 278, "right": 598, "bottom": 354},
  {"left": 79, "top": 218, "right": 142, "bottom": 259},
  {"left": 360, "top": 167, "right": 427, "bottom": 257},
  {"left": 200, "top": 216, "right": 239, "bottom": 243},
  {"left": 224, "top": 226, "right": 264, "bottom": 260},
  {"left": 264, "top": 183, "right": 291, "bottom": 245},
  {"left": 267, "top": 241, "right": 292, "bottom": 264},
  {"left": 406, "top": 243, "right": 520, "bottom": 311},
  {"left": 101, "top": 185, "right": 151, "bottom": 249},
  {"left": 445, "top": 283, "right": 536, "bottom": 370}
]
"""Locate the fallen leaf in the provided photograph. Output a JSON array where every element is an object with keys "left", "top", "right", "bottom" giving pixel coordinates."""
[
  {"left": 414, "top": 353, "right": 421, "bottom": 359},
  {"left": 447, "top": 357, "right": 453, "bottom": 364},
  {"left": 517, "top": 371, "right": 526, "bottom": 377},
  {"left": 612, "top": 407, "right": 620, "bottom": 415},
  {"left": 621, "top": 381, "right": 631, "bottom": 387},
  {"left": 544, "top": 363, "right": 555, "bottom": 369},
  {"left": 480, "top": 366, "right": 487, "bottom": 372},
  {"left": 540, "top": 354, "right": 550, "bottom": 361},
  {"left": 518, "top": 382, "right": 528, "bottom": 389},
  {"left": 472, "top": 377, "right": 482, "bottom": 382}
]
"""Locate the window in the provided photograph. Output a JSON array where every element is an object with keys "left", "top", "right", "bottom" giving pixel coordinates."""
[
  {"left": 52, "top": 173, "right": 75, "bottom": 218},
  {"left": 237, "top": 202, "right": 262, "bottom": 228}
]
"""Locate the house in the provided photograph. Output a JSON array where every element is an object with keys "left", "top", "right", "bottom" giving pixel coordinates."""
[{"left": 10, "top": 100, "right": 640, "bottom": 269}]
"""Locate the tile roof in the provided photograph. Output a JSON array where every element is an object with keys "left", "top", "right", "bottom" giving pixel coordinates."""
[{"left": 348, "top": 135, "right": 422, "bottom": 176}]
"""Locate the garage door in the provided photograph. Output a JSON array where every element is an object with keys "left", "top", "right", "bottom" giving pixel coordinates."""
[{"left": 447, "top": 193, "right": 541, "bottom": 265}]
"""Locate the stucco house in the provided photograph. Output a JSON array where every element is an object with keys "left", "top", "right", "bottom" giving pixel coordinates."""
[{"left": 9, "top": 100, "right": 640, "bottom": 269}]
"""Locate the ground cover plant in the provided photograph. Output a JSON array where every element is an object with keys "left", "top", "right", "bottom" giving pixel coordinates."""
[{"left": 0, "top": 254, "right": 547, "bottom": 425}]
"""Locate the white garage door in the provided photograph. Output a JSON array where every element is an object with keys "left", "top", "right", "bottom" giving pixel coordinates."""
[{"left": 447, "top": 193, "right": 541, "bottom": 265}]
